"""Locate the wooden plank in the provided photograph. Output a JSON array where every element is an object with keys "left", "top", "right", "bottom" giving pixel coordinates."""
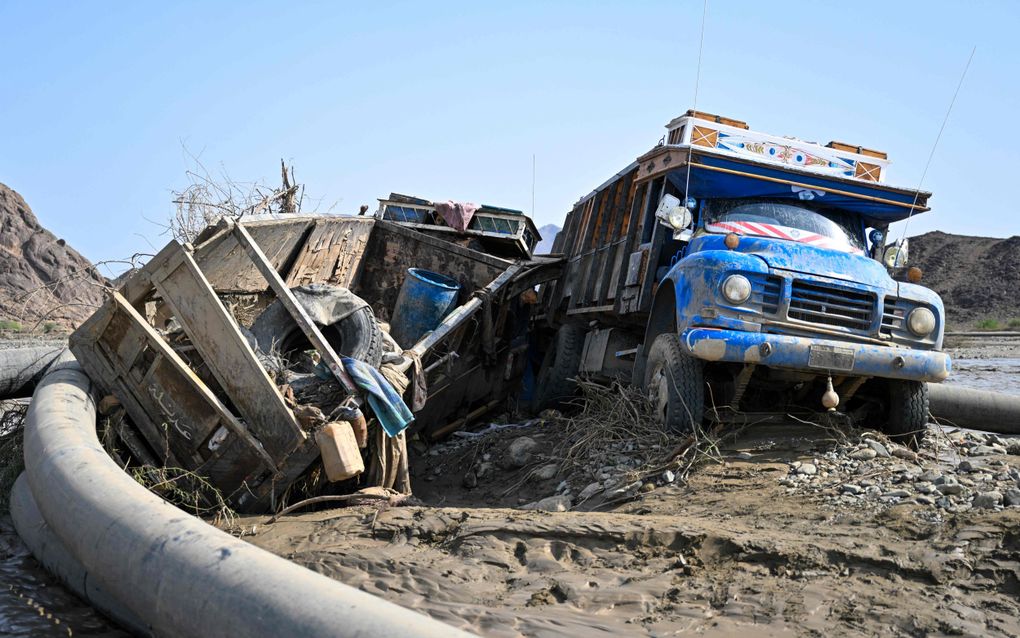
[
  {"left": 284, "top": 218, "right": 374, "bottom": 288},
  {"left": 230, "top": 220, "right": 358, "bottom": 395},
  {"left": 149, "top": 243, "right": 305, "bottom": 459}
]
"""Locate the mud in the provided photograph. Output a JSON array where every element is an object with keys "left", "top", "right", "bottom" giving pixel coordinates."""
[
  {"left": 240, "top": 338, "right": 1020, "bottom": 637},
  {"left": 245, "top": 422, "right": 1020, "bottom": 637},
  {"left": 4, "top": 338, "right": 1019, "bottom": 636}
]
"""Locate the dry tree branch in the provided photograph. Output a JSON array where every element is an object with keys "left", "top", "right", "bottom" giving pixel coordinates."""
[{"left": 167, "top": 150, "right": 303, "bottom": 243}]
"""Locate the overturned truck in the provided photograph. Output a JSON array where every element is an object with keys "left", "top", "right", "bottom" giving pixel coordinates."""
[{"left": 70, "top": 205, "right": 557, "bottom": 512}]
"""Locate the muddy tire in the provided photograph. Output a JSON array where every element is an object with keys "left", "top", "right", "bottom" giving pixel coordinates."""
[
  {"left": 251, "top": 286, "right": 383, "bottom": 367},
  {"left": 533, "top": 324, "right": 586, "bottom": 410},
  {"left": 883, "top": 380, "right": 929, "bottom": 448},
  {"left": 643, "top": 333, "right": 704, "bottom": 435}
]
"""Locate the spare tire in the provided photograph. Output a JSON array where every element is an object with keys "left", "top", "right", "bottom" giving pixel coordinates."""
[{"left": 250, "top": 284, "right": 383, "bottom": 367}]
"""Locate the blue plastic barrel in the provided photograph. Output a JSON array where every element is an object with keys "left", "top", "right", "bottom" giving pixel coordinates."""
[{"left": 389, "top": 268, "right": 462, "bottom": 348}]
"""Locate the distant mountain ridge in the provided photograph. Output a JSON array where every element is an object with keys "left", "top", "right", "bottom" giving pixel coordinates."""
[{"left": 534, "top": 224, "right": 561, "bottom": 254}]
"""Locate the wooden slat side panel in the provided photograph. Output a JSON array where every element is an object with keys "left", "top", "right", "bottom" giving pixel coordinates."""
[
  {"left": 150, "top": 246, "right": 304, "bottom": 458},
  {"left": 284, "top": 218, "right": 374, "bottom": 289}
]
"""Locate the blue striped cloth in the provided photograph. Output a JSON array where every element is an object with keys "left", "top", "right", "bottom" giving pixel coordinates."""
[{"left": 341, "top": 357, "right": 414, "bottom": 437}]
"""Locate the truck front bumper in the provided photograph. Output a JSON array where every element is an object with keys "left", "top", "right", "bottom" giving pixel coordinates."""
[{"left": 680, "top": 327, "right": 951, "bottom": 382}]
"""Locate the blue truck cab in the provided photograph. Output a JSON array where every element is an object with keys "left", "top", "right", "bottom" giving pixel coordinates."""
[{"left": 537, "top": 110, "right": 949, "bottom": 444}]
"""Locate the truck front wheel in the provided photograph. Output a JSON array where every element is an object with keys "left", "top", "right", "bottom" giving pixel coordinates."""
[
  {"left": 644, "top": 333, "right": 704, "bottom": 435},
  {"left": 882, "top": 380, "right": 930, "bottom": 448}
]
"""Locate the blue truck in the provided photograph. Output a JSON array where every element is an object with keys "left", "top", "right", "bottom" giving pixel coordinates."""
[{"left": 536, "top": 110, "right": 950, "bottom": 445}]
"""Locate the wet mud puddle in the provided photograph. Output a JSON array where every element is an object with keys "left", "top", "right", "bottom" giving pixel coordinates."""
[{"left": 0, "top": 517, "right": 126, "bottom": 636}]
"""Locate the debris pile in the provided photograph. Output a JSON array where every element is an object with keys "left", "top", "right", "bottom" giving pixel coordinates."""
[{"left": 413, "top": 381, "right": 729, "bottom": 511}]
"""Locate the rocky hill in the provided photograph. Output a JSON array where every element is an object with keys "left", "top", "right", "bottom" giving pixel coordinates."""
[
  {"left": 0, "top": 184, "right": 106, "bottom": 331},
  {"left": 910, "top": 231, "right": 1020, "bottom": 329}
]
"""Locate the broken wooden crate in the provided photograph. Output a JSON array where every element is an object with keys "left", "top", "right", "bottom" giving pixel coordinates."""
[{"left": 70, "top": 215, "right": 560, "bottom": 512}]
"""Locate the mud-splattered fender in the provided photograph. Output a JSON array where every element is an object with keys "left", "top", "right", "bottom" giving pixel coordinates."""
[{"left": 662, "top": 249, "right": 770, "bottom": 333}]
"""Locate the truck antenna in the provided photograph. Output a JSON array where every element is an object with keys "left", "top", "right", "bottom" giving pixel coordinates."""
[
  {"left": 894, "top": 45, "right": 976, "bottom": 264},
  {"left": 532, "top": 153, "right": 536, "bottom": 218},
  {"left": 682, "top": 0, "right": 710, "bottom": 201}
]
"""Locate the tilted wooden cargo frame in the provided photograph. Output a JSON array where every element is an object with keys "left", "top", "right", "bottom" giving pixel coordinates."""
[{"left": 71, "top": 215, "right": 561, "bottom": 511}]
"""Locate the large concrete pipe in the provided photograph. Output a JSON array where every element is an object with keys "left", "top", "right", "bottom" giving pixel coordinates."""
[
  {"left": 9, "top": 473, "right": 148, "bottom": 635},
  {"left": 22, "top": 356, "right": 474, "bottom": 638},
  {"left": 0, "top": 345, "right": 63, "bottom": 400},
  {"left": 929, "top": 383, "right": 1020, "bottom": 434}
]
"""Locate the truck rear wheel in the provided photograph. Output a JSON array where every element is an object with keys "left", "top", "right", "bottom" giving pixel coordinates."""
[
  {"left": 533, "top": 324, "right": 586, "bottom": 410},
  {"left": 882, "top": 380, "right": 930, "bottom": 448},
  {"left": 643, "top": 333, "right": 704, "bottom": 435}
]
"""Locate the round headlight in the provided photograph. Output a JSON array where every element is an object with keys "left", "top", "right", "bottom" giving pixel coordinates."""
[
  {"left": 721, "top": 274, "right": 752, "bottom": 304},
  {"left": 668, "top": 206, "right": 692, "bottom": 230},
  {"left": 907, "top": 307, "right": 936, "bottom": 337}
]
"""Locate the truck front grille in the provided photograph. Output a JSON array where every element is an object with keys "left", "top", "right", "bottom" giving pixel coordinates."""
[
  {"left": 750, "top": 275, "right": 782, "bottom": 315},
  {"left": 788, "top": 280, "right": 874, "bottom": 331},
  {"left": 881, "top": 296, "right": 905, "bottom": 335}
]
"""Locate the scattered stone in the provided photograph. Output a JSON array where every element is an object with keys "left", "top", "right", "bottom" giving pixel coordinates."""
[
  {"left": 523, "top": 495, "right": 572, "bottom": 512},
  {"left": 973, "top": 491, "right": 1003, "bottom": 509},
  {"left": 882, "top": 489, "right": 911, "bottom": 498},
  {"left": 735, "top": 452, "right": 753, "bottom": 460},
  {"left": 1005, "top": 441, "right": 1020, "bottom": 456},
  {"left": 533, "top": 463, "right": 558, "bottom": 481},
  {"left": 915, "top": 482, "right": 936, "bottom": 495},
  {"left": 890, "top": 446, "right": 918, "bottom": 462},
  {"left": 919, "top": 469, "right": 942, "bottom": 483},
  {"left": 797, "top": 463, "right": 818, "bottom": 476},
  {"left": 915, "top": 495, "right": 936, "bottom": 505},
  {"left": 505, "top": 437, "right": 538, "bottom": 469},
  {"left": 577, "top": 482, "right": 602, "bottom": 501},
  {"left": 606, "top": 481, "right": 643, "bottom": 498},
  {"left": 1004, "top": 488, "right": 1020, "bottom": 507},
  {"left": 841, "top": 484, "right": 862, "bottom": 495},
  {"left": 462, "top": 471, "right": 478, "bottom": 489},
  {"left": 866, "top": 439, "right": 890, "bottom": 458},
  {"left": 850, "top": 448, "right": 877, "bottom": 461},
  {"left": 971, "top": 444, "right": 1004, "bottom": 456},
  {"left": 937, "top": 481, "right": 964, "bottom": 496},
  {"left": 662, "top": 470, "right": 676, "bottom": 484}
]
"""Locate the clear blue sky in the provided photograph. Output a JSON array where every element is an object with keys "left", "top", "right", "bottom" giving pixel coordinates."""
[{"left": 1, "top": 1, "right": 1017, "bottom": 274}]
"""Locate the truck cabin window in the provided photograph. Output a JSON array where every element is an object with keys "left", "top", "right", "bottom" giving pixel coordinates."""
[{"left": 704, "top": 200, "right": 865, "bottom": 254}]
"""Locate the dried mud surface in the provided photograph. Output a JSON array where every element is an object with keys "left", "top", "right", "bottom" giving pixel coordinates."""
[{"left": 246, "top": 420, "right": 1020, "bottom": 637}]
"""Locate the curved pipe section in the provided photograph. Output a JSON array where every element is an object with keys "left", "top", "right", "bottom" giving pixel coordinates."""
[
  {"left": 0, "top": 346, "right": 64, "bottom": 400},
  {"left": 22, "top": 357, "right": 473, "bottom": 638},
  {"left": 9, "top": 473, "right": 148, "bottom": 635},
  {"left": 929, "top": 383, "right": 1020, "bottom": 434}
]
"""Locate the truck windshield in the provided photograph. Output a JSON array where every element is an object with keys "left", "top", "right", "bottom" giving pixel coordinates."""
[{"left": 705, "top": 200, "right": 865, "bottom": 254}]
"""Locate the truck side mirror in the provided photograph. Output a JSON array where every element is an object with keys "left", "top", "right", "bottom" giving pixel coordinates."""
[{"left": 655, "top": 194, "right": 693, "bottom": 232}]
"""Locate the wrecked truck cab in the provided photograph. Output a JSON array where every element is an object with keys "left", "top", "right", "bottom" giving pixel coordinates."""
[{"left": 537, "top": 110, "right": 949, "bottom": 444}]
